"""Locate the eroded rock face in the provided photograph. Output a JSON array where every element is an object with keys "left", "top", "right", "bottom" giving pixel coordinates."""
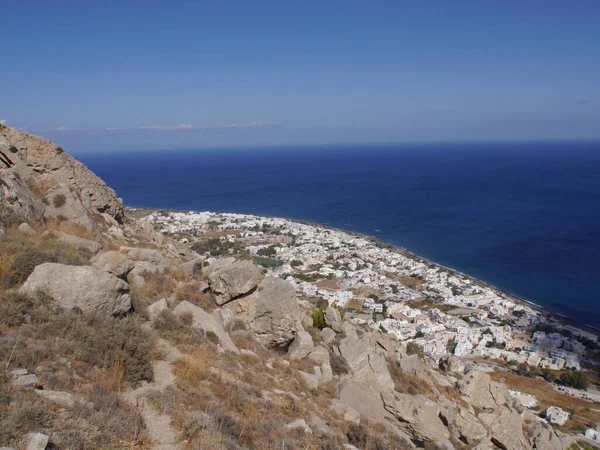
[
  {"left": 458, "top": 370, "right": 508, "bottom": 411},
  {"left": 0, "top": 124, "right": 124, "bottom": 224},
  {"left": 287, "top": 331, "right": 314, "bottom": 360},
  {"left": 324, "top": 305, "right": 343, "bottom": 333},
  {"left": 382, "top": 391, "right": 450, "bottom": 443},
  {"left": 173, "top": 301, "right": 239, "bottom": 353},
  {"left": 91, "top": 251, "right": 134, "bottom": 279},
  {"left": 20, "top": 263, "right": 132, "bottom": 317},
  {"left": 337, "top": 328, "right": 395, "bottom": 392},
  {"left": 207, "top": 259, "right": 261, "bottom": 305},
  {"left": 226, "top": 276, "right": 303, "bottom": 347}
]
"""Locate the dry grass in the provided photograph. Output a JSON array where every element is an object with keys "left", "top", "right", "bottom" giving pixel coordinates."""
[
  {"left": 44, "top": 218, "right": 99, "bottom": 241},
  {"left": 490, "top": 370, "right": 599, "bottom": 433},
  {"left": 387, "top": 358, "right": 433, "bottom": 396},
  {"left": 174, "top": 281, "right": 214, "bottom": 311},
  {"left": 30, "top": 178, "right": 57, "bottom": 199}
]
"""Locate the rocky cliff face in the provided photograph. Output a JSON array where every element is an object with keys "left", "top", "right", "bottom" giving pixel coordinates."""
[
  {"left": 0, "top": 126, "right": 581, "bottom": 450},
  {"left": 0, "top": 124, "right": 123, "bottom": 230}
]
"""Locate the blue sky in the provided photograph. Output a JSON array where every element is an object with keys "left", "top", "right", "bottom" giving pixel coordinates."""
[{"left": 1, "top": 0, "right": 599, "bottom": 151}]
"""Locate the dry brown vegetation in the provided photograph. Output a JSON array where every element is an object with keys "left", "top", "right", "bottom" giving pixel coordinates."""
[
  {"left": 0, "top": 232, "right": 91, "bottom": 289},
  {"left": 490, "top": 370, "right": 600, "bottom": 433}
]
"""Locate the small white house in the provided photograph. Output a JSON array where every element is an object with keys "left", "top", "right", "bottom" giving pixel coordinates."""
[
  {"left": 585, "top": 428, "right": 600, "bottom": 442},
  {"left": 545, "top": 406, "right": 569, "bottom": 426}
]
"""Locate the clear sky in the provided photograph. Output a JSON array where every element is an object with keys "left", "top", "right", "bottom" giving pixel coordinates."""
[{"left": 1, "top": 0, "right": 599, "bottom": 151}]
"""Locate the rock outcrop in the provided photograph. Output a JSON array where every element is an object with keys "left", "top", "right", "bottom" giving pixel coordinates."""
[
  {"left": 206, "top": 258, "right": 261, "bottom": 305},
  {"left": 173, "top": 301, "right": 239, "bottom": 353},
  {"left": 20, "top": 263, "right": 132, "bottom": 317},
  {"left": 0, "top": 124, "right": 124, "bottom": 227}
]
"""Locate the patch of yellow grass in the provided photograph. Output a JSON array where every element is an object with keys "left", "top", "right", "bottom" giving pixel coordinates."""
[
  {"left": 173, "top": 352, "right": 214, "bottom": 389},
  {"left": 45, "top": 218, "right": 99, "bottom": 241}
]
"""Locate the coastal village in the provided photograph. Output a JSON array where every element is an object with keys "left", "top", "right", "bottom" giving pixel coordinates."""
[
  {"left": 141, "top": 210, "right": 600, "bottom": 414},
  {"left": 143, "top": 211, "right": 597, "bottom": 370}
]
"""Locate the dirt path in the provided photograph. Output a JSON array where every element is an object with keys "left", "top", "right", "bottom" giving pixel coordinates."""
[{"left": 124, "top": 339, "right": 182, "bottom": 450}]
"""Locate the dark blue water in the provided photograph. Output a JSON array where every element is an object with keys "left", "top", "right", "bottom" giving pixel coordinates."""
[{"left": 75, "top": 142, "right": 600, "bottom": 327}]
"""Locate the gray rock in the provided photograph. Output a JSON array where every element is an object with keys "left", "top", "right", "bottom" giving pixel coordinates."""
[
  {"left": 18, "top": 222, "right": 36, "bottom": 235},
  {"left": 225, "top": 276, "right": 304, "bottom": 347},
  {"left": 307, "top": 345, "right": 330, "bottom": 366},
  {"left": 91, "top": 251, "right": 133, "bottom": 279},
  {"left": 57, "top": 232, "right": 101, "bottom": 253},
  {"left": 458, "top": 370, "right": 508, "bottom": 411},
  {"left": 173, "top": 301, "right": 239, "bottom": 353},
  {"left": 128, "top": 273, "right": 146, "bottom": 288},
  {"left": 284, "top": 418, "right": 312, "bottom": 434},
  {"left": 9, "top": 368, "right": 28, "bottom": 377},
  {"left": 320, "top": 327, "right": 336, "bottom": 344},
  {"left": 34, "top": 389, "right": 76, "bottom": 407},
  {"left": 25, "top": 432, "right": 49, "bottom": 450},
  {"left": 208, "top": 259, "right": 261, "bottom": 305},
  {"left": 147, "top": 298, "right": 168, "bottom": 321},
  {"left": 298, "top": 370, "right": 319, "bottom": 391},
  {"left": 478, "top": 406, "right": 529, "bottom": 450},
  {"left": 288, "top": 331, "right": 314, "bottom": 360},
  {"left": 330, "top": 398, "right": 361, "bottom": 424},
  {"left": 20, "top": 263, "right": 132, "bottom": 317},
  {"left": 13, "top": 374, "right": 39, "bottom": 387},
  {"left": 182, "top": 258, "right": 203, "bottom": 277},
  {"left": 338, "top": 329, "right": 395, "bottom": 392},
  {"left": 381, "top": 390, "right": 450, "bottom": 443},
  {"left": 324, "top": 305, "right": 343, "bottom": 333}
]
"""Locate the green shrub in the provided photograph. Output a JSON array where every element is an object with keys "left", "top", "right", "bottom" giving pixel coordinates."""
[
  {"left": 560, "top": 371, "right": 590, "bottom": 390},
  {"left": 290, "top": 260, "right": 303, "bottom": 267}
]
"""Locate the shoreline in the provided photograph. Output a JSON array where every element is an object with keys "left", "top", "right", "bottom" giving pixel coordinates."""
[{"left": 127, "top": 205, "right": 600, "bottom": 337}]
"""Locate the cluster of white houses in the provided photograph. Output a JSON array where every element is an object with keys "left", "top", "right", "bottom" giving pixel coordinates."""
[{"left": 142, "top": 210, "right": 597, "bottom": 374}]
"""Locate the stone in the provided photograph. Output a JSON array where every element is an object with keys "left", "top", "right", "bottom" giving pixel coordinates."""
[
  {"left": 338, "top": 329, "right": 395, "bottom": 392},
  {"left": 147, "top": 298, "right": 168, "bottom": 321},
  {"left": 226, "top": 276, "right": 304, "bottom": 347},
  {"left": 18, "top": 222, "right": 36, "bottom": 235},
  {"left": 288, "top": 331, "right": 314, "bottom": 360},
  {"left": 432, "top": 440, "right": 455, "bottom": 450},
  {"left": 452, "top": 407, "right": 488, "bottom": 445},
  {"left": 56, "top": 232, "right": 101, "bottom": 254},
  {"left": 284, "top": 419, "right": 312, "bottom": 434},
  {"left": 34, "top": 389, "right": 76, "bottom": 407},
  {"left": 330, "top": 398, "right": 361, "bottom": 424},
  {"left": 321, "top": 327, "right": 336, "bottom": 344},
  {"left": 13, "top": 374, "right": 39, "bottom": 387},
  {"left": 25, "top": 432, "right": 49, "bottom": 450},
  {"left": 478, "top": 406, "right": 529, "bottom": 450},
  {"left": 307, "top": 345, "right": 330, "bottom": 366},
  {"left": 381, "top": 391, "right": 450, "bottom": 443},
  {"left": 182, "top": 258, "right": 203, "bottom": 277},
  {"left": 20, "top": 263, "right": 132, "bottom": 317},
  {"left": 216, "top": 308, "right": 235, "bottom": 331},
  {"left": 9, "top": 368, "right": 28, "bottom": 377},
  {"left": 173, "top": 301, "right": 239, "bottom": 353},
  {"left": 298, "top": 370, "right": 319, "bottom": 391},
  {"left": 458, "top": 370, "right": 508, "bottom": 411},
  {"left": 324, "top": 305, "right": 343, "bottom": 333},
  {"left": 128, "top": 273, "right": 146, "bottom": 288},
  {"left": 207, "top": 259, "right": 261, "bottom": 305},
  {"left": 91, "top": 251, "right": 133, "bottom": 279}
]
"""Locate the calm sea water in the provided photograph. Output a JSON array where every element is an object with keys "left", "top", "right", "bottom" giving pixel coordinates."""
[{"left": 75, "top": 141, "right": 600, "bottom": 328}]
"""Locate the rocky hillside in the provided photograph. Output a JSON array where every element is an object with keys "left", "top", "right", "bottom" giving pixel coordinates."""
[{"left": 0, "top": 126, "right": 592, "bottom": 450}]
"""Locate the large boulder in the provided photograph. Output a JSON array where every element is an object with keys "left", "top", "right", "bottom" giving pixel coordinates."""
[
  {"left": 478, "top": 406, "right": 529, "bottom": 450},
  {"left": 20, "top": 263, "right": 132, "bottom": 317},
  {"left": 337, "top": 328, "right": 395, "bottom": 392},
  {"left": 225, "top": 276, "right": 303, "bottom": 347},
  {"left": 458, "top": 370, "right": 508, "bottom": 411},
  {"left": 56, "top": 231, "right": 102, "bottom": 254},
  {"left": 324, "top": 305, "right": 343, "bottom": 333},
  {"left": 173, "top": 301, "right": 239, "bottom": 353},
  {"left": 207, "top": 259, "right": 261, "bottom": 305},
  {"left": 91, "top": 251, "right": 134, "bottom": 279},
  {"left": 287, "top": 331, "right": 314, "bottom": 360}
]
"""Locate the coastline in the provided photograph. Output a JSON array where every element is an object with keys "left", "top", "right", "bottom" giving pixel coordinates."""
[{"left": 127, "top": 205, "right": 599, "bottom": 337}]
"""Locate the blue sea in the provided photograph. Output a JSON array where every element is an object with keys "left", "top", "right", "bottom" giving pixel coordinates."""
[{"left": 75, "top": 141, "right": 600, "bottom": 328}]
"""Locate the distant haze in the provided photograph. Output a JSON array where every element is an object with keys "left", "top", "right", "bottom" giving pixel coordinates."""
[{"left": 1, "top": 0, "right": 599, "bottom": 151}]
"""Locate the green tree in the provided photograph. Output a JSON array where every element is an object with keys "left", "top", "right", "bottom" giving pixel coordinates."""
[{"left": 406, "top": 342, "right": 424, "bottom": 359}]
